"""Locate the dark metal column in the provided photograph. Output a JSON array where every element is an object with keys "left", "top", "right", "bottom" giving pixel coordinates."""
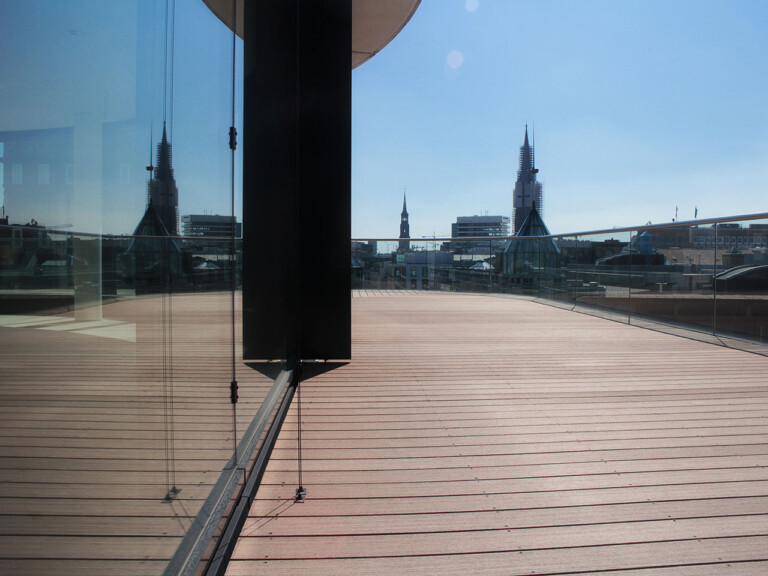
[{"left": 243, "top": 0, "right": 351, "bottom": 361}]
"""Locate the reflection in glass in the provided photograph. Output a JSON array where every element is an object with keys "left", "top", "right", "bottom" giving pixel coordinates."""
[{"left": 0, "top": 0, "right": 261, "bottom": 573}]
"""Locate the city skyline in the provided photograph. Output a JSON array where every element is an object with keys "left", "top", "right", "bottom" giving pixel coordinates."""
[{"left": 352, "top": 0, "right": 768, "bottom": 239}]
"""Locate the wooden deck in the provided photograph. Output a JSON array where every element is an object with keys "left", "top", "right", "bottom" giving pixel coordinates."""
[
  {"left": 0, "top": 292, "right": 273, "bottom": 576},
  {"left": 227, "top": 291, "right": 768, "bottom": 575}
]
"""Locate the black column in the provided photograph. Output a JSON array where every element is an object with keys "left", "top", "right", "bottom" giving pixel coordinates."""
[{"left": 243, "top": 0, "right": 351, "bottom": 361}]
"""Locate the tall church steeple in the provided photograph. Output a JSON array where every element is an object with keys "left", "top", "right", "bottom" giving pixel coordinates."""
[
  {"left": 147, "top": 123, "right": 179, "bottom": 235},
  {"left": 399, "top": 190, "right": 410, "bottom": 253},
  {"left": 512, "top": 125, "right": 543, "bottom": 234}
]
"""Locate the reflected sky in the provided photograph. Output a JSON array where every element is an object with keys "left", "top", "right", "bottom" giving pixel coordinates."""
[{"left": 0, "top": 0, "right": 242, "bottom": 235}]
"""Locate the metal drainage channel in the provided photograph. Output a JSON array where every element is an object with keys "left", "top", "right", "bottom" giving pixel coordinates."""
[{"left": 204, "top": 364, "right": 303, "bottom": 576}]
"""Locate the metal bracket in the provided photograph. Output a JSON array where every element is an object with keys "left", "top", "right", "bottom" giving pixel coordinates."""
[{"left": 162, "top": 486, "right": 181, "bottom": 503}]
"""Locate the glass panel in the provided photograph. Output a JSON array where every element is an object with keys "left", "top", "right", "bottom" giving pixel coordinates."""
[
  {"left": 621, "top": 222, "right": 715, "bottom": 334},
  {"left": 714, "top": 217, "right": 768, "bottom": 343},
  {"left": 552, "top": 231, "right": 631, "bottom": 322},
  {"left": 445, "top": 237, "right": 493, "bottom": 293},
  {"left": 352, "top": 221, "right": 767, "bottom": 355},
  {"left": 0, "top": 1, "right": 265, "bottom": 573},
  {"left": 500, "top": 234, "right": 543, "bottom": 296},
  {"left": 542, "top": 234, "right": 579, "bottom": 307}
]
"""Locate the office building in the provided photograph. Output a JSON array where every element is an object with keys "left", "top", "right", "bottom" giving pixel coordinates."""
[{"left": 451, "top": 214, "right": 510, "bottom": 253}]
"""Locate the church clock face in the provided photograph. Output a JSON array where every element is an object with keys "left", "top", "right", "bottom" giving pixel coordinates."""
[{"left": 402, "top": 216, "right": 407, "bottom": 222}]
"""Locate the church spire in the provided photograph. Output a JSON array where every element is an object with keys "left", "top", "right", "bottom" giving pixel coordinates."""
[
  {"left": 512, "top": 125, "right": 543, "bottom": 234},
  {"left": 399, "top": 189, "right": 410, "bottom": 253},
  {"left": 519, "top": 124, "right": 533, "bottom": 179}
]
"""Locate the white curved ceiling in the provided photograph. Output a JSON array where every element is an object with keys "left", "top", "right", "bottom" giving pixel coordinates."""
[{"left": 201, "top": 0, "right": 421, "bottom": 69}]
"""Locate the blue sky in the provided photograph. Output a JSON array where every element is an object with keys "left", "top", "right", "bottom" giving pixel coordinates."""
[
  {"left": 351, "top": 0, "right": 768, "bottom": 238},
  {"left": 1, "top": 0, "right": 766, "bottom": 237}
]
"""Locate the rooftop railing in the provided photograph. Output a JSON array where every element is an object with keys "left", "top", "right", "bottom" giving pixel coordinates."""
[{"left": 352, "top": 212, "right": 768, "bottom": 349}]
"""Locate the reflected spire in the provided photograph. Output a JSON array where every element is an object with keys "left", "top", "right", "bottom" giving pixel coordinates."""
[{"left": 146, "top": 122, "right": 179, "bottom": 235}]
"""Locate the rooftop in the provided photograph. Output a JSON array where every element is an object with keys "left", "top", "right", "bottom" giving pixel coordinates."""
[
  {"left": 1, "top": 290, "right": 767, "bottom": 574},
  {"left": 227, "top": 291, "right": 768, "bottom": 575}
]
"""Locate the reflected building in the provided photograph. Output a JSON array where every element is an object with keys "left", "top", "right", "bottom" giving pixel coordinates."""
[
  {"left": 512, "top": 125, "right": 543, "bottom": 234},
  {"left": 127, "top": 126, "right": 181, "bottom": 293},
  {"left": 182, "top": 214, "right": 241, "bottom": 239},
  {"left": 146, "top": 125, "right": 179, "bottom": 236}
]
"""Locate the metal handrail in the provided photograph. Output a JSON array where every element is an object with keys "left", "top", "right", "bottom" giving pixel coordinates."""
[
  {"left": 0, "top": 224, "right": 242, "bottom": 242},
  {"left": 2, "top": 211, "right": 766, "bottom": 243},
  {"left": 352, "top": 211, "right": 768, "bottom": 243}
]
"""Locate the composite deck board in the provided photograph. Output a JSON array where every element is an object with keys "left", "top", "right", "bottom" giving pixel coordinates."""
[
  {"left": 0, "top": 292, "right": 272, "bottom": 575},
  {"left": 2, "top": 291, "right": 767, "bottom": 574},
  {"left": 238, "top": 497, "right": 768, "bottom": 536},
  {"left": 227, "top": 293, "right": 768, "bottom": 575},
  {"left": 259, "top": 455, "right": 768, "bottom": 478},
  {"left": 242, "top": 482, "right": 768, "bottom": 517},
  {"left": 0, "top": 560, "right": 171, "bottom": 576}
]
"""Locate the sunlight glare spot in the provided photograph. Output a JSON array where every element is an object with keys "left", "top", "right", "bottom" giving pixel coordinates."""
[
  {"left": 447, "top": 51, "right": 464, "bottom": 69},
  {"left": 466, "top": 0, "right": 479, "bottom": 12}
]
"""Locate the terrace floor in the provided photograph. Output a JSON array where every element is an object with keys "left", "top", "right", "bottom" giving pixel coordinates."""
[
  {"left": 0, "top": 292, "right": 273, "bottom": 575},
  {"left": 226, "top": 290, "right": 768, "bottom": 575}
]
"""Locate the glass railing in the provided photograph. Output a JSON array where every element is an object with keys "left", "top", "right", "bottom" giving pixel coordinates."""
[{"left": 352, "top": 212, "right": 768, "bottom": 348}]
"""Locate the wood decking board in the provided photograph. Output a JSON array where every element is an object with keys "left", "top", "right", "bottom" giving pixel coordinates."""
[
  {"left": 0, "top": 293, "right": 273, "bottom": 575},
  {"left": 2, "top": 291, "right": 766, "bottom": 574},
  {"left": 0, "top": 560, "right": 172, "bottom": 576},
  {"left": 227, "top": 292, "right": 768, "bottom": 575}
]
